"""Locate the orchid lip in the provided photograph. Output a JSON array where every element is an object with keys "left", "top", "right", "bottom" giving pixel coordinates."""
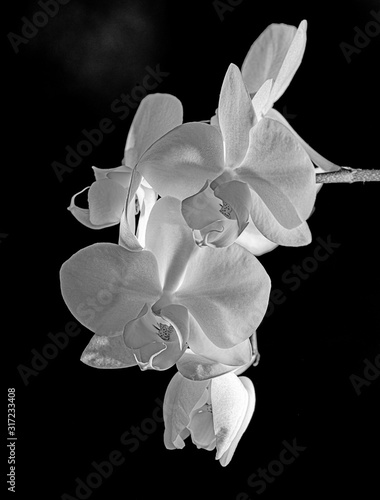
[
  {"left": 123, "top": 302, "right": 187, "bottom": 371},
  {"left": 132, "top": 347, "right": 167, "bottom": 371}
]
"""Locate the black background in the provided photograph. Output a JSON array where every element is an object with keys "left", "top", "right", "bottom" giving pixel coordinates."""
[{"left": 3, "top": 0, "right": 380, "bottom": 499}]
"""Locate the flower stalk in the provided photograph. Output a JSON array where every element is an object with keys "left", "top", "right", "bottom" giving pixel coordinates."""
[{"left": 316, "top": 167, "right": 380, "bottom": 184}]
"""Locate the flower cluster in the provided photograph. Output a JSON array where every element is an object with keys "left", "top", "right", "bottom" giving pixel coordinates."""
[{"left": 60, "top": 21, "right": 341, "bottom": 466}]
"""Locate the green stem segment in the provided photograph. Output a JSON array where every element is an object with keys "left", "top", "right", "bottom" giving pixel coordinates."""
[{"left": 316, "top": 167, "right": 380, "bottom": 184}]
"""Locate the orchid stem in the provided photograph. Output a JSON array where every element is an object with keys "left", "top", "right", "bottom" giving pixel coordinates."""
[{"left": 316, "top": 167, "right": 380, "bottom": 184}]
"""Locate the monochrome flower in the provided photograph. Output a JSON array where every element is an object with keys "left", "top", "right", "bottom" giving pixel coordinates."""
[
  {"left": 163, "top": 371, "right": 256, "bottom": 466},
  {"left": 57, "top": 15, "right": 363, "bottom": 468},
  {"left": 67, "top": 93, "right": 183, "bottom": 243},
  {"left": 137, "top": 65, "right": 316, "bottom": 254},
  {"left": 241, "top": 20, "right": 340, "bottom": 173},
  {"left": 60, "top": 197, "right": 270, "bottom": 371}
]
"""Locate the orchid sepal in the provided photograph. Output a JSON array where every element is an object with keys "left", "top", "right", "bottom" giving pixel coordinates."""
[
  {"left": 68, "top": 187, "right": 119, "bottom": 230},
  {"left": 80, "top": 334, "right": 137, "bottom": 369}
]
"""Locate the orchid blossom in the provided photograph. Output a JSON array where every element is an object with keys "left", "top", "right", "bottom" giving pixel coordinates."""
[
  {"left": 241, "top": 20, "right": 341, "bottom": 174},
  {"left": 60, "top": 196, "right": 270, "bottom": 372},
  {"left": 57, "top": 16, "right": 370, "bottom": 470},
  {"left": 137, "top": 65, "right": 316, "bottom": 255},
  {"left": 67, "top": 93, "right": 183, "bottom": 246},
  {"left": 163, "top": 371, "right": 256, "bottom": 466}
]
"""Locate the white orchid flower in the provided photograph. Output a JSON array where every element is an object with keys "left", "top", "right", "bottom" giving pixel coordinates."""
[
  {"left": 137, "top": 64, "right": 316, "bottom": 255},
  {"left": 67, "top": 93, "right": 183, "bottom": 245},
  {"left": 182, "top": 21, "right": 340, "bottom": 255},
  {"left": 60, "top": 196, "right": 270, "bottom": 372},
  {"left": 163, "top": 371, "right": 256, "bottom": 466},
  {"left": 241, "top": 20, "right": 341, "bottom": 174}
]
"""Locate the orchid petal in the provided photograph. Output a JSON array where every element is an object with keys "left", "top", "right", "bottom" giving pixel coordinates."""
[
  {"left": 210, "top": 113, "right": 221, "bottom": 134},
  {"left": 186, "top": 387, "right": 211, "bottom": 450},
  {"left": 127, "top": 196, "right": 136, "bottom": 237},
  {"left": 188, "top": 407, "right": 215, "bottom": 449},
  {"left": 241, "top": 21, "right": 307, "bottom": 109},
  {"left": 246, "top": 189, "right": 312, "bottom": 246},
  {"left": 232, "top": 362, "right": 254, "bottom": 377},
  {"left": 232, "top": 333, "right": 261, "bottom": 376},
  {"left": 60, "top": 243, "right": 161, "bottom": 336},
  {"left": 92, "top": 165, "right": 132, "bottom": 187},
  {"left": 141, "top": 176, "right": 153, "bottom": 188},
  {"left": 93, "top": 164, "right": 131, "bottom": 178},
  {"left": 188, "top": 393, "right": 216, "bottom": 450},
  {"left": 119, "top": 205, "right": 142, "bottom": 252},
  {"left": 80, "top": 334, "right": 137, "bottom": 369},
  {"left": 237, "top": 117, "right": 316, "bottom": 221},
  {"left": 106, "top": 171, "right": 132, "bottom": 188},
  {"left": 176, "top": 244, "right": 271, "bottom": 348},
  {"left": 163, "top": 372, "right": 209, "bottom": 450},
  {"left": 235, "top": 219, "right": 278, "bottom": 256},
  {"left": 137, "top": 122, "right": 225, "bottom": 200},
  {"left": 68, "top": 187, "right": 118, "bottom": 230},
  {"left": 145, "top": 197, "right": 198, "bottom": 294},
  {"left": 177, "top": 350, "right": 243, "bottom": 381},
  {"left": 118, "top": 168, "right": 143, "bottom": 252},
  {"left": 249, "top": 179, "right": 304, "bottom": 229},
  {"left": 88, "top": 179, "right": 128, "bottom": 225},
  {"left": 211, "top": 372, "right": 248, "bottom": 461},
  {"left": 218, "top": 64, "right": 256, "bottom": 167},
  {"left": 269, "top": 20, "right": 307, "bottom": 107},
  {"left": 251, "top": 78, "right": 273, "bottom": 119},
  {"left": 124, "top": 94, "right": 183, "bottom": 167},
  {"left": 266, "top": 107, "right": 341, "bottom": 172},
  {"left": 190, "top": 387, "right": 210, "bottom": 413},
  {"left": 242, "top": 23, "right": 298, "bottom": 95},
  {"left": 135, "top": 184, "right": 157, "bottom": 247},
  {"left": 218, "top": 376, "right": 256, "bottom": 466},
  {"left": 187, "top": 315, "right": 253, "bottom": 367}
]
